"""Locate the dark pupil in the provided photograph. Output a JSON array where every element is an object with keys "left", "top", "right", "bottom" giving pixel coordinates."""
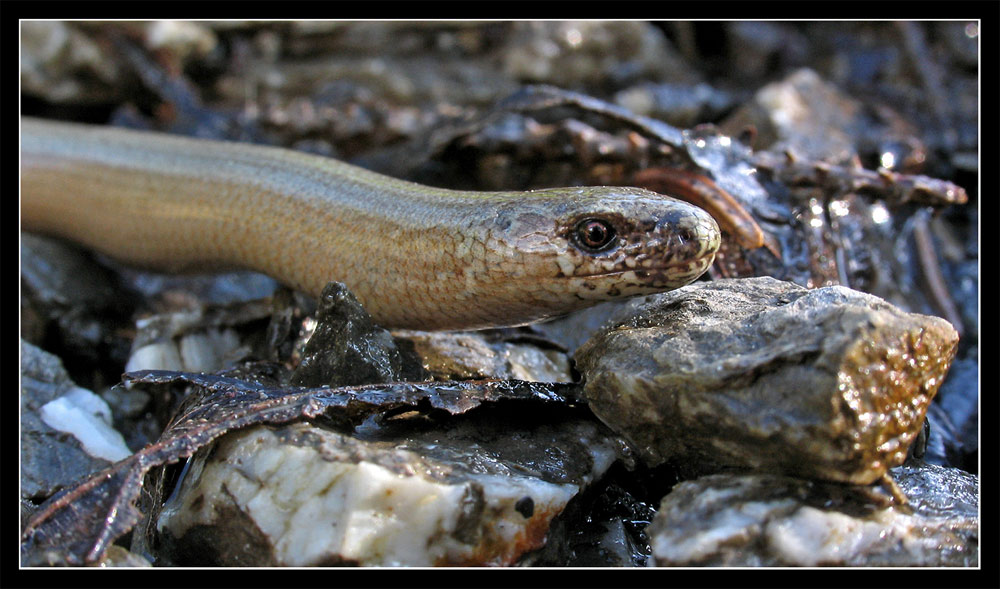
[
  {"left": 584, "top": 222, "right": 607, "bottom": 245},
  {"left": 575, "top": 219, "right": 616, "bottom": 251}
]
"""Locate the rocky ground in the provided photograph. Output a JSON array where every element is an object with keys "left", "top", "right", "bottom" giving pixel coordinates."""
[{"left": 20, "top": 21, "right": 979, "bottom": 568}]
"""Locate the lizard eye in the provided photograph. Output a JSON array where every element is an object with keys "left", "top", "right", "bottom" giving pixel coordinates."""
[{"left": 572, "top": 218, "right": 617, "bottom": 253}]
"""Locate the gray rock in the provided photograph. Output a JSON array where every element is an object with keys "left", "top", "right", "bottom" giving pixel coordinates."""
[
  {"left": 532, "top": 298, "right": 651, "bottom": 355},
  {"left": 156, "top": 413, "right": 624, "bottom": 566},
  {"left": 648, "top": 462, "right": 978, "bottom": 567},
  {"left": 20, "top": 341, "right": 131, "bottom": 500},
  {"left": 20, "top": 233, "right": 123, "bottom": 313},
  {"left": 393, "top": 329, "right": 573, "bottom": 383},
  {"left": 290, "top": 282, "right": 411, "bottom": 387},
  {"left": 720, "top": 68, "right": 864, "bottom": 165},
  {"left": 575, "top": 277, "right": 959, "bottom": 484},
  {"left": 124, "top": 298, "right": 273, "bottom": 374},
  {"left": 20, "top": 233, "right": 135, "bottom": 371}
]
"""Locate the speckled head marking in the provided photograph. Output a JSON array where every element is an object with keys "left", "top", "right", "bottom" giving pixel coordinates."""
[{"left": 493, "top": 186, "right": 721, "bottom": 303}]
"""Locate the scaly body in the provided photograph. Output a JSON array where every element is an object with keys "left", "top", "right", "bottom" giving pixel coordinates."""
[{"left": 21, "top": 117, "right": 720, "bottom": 330}]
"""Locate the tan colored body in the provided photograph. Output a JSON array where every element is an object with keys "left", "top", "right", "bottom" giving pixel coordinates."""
[{"left": 21, "top": 118, "right": 720, "bottom": 330}]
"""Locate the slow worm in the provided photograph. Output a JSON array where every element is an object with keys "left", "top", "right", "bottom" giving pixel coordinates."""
[{"left": 20, "top": 117, "right": 721, "bottom": 330}]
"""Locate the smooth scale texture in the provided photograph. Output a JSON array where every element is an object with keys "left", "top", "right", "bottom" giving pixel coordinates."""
[{"left": 21, "top": 117, "right": 721, "bottom": 330}]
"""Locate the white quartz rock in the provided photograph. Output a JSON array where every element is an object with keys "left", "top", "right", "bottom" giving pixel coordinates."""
[{"left": 158, "top": 418, "right": 621, "bottom": 566}]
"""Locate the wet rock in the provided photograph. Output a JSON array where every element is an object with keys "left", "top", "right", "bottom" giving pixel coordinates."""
[
  {"left": 156, "top": 411, "right": 623, "bottom": 566},
  {"left": 647, "top": 462, "right": 978, "bottom": 566},
  {"left": 21, "top": 341, "right": 132, "bottom": 501},
  {"left": 892, "top": 461, "right": 978, "bottom": 519},
  {"left": 290, "top": 282, "right": 413, "bottom": 387},
  {"left": 393, "top": 330, "right": 573, "bottom": 383},
  {"left": 524, "top": 468, "right": 667, "bottom": 567},
  {"left": 575, "top": 277, "right": 959, "bottom": 484}
]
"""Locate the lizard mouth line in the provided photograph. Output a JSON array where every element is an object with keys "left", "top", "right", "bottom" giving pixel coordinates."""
[{"left": 570, "top": 251, "right": 716, "bottom": 279}]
